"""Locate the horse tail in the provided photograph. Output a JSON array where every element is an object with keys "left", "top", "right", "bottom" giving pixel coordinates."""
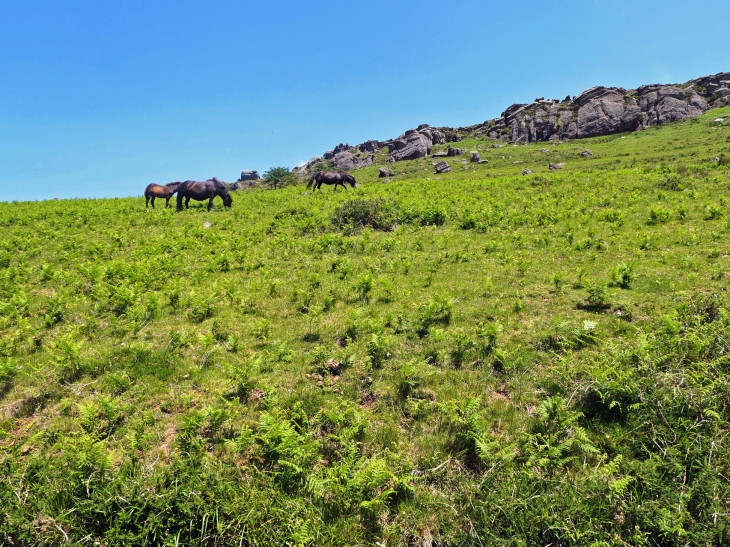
[{"left": 306, "top": 172, "right": 316, "bottom": 189}]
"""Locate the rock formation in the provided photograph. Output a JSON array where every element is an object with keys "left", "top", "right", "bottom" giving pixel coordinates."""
[
  {"left": 239, "top": 170, "right": 260, "bottom": 181},
  {"left": 295, "top": 71, "right": 727, "bottom": 174}
]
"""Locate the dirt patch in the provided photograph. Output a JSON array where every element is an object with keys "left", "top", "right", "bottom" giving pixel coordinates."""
[
  {"left": 494, "top": 383, "right": 511, "bottom": 403},
  {"left": 360, "top": 391, "right": 377, "bottom": 408},
  {"left": 159, "top": 424, "right": 177, "bottom": 457}
]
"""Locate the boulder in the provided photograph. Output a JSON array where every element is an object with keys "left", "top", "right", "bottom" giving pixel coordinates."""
[
  {"left": 379, "top": 167, "right": 392, "bottom": 178},
  {"left": 580, "top": 149, "right": 593, "bottom": 157},
  {"left": 432, "top": 151, "right": 448, "bottom": 158},
  {"left": 323, "top": 150, "right": 334, "bottom": 160},
  {"left": 522, "top": 168, "right": 534, "bottom": 175},
  {"left": 332, "top": 151, "right": 375, "bottom": 171},
  {"left": 470, "top": 152, "right": 481, "bottom": 162},
  {"left": 239, "top": 170, "right": 260, "bottom": 181},
  {"left": 540, "top": 148, "right": 550, "bottom": 153},
  {"left": 573, "top": 87, "right": 641, "bottom": 138},
  {"left": 390, "top": 131, "right": 432, "bottom": 162},
  {"left": 478, "top": 159, "right": 489, "bottom": 164},
  {"left": 548, "top": 163, "right": 563, "bottom": 170},
  {"left": 447, "top": 147, "right": 465, "bottom": 156},
  {"left": 333, "top": 143, "right": 351, "bottom": 154},
  {"left": 434, "top": 161, "right": 451, "bottom": 173}
]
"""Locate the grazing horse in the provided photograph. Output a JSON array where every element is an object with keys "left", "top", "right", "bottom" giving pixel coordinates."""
[
  {"left": 176, "top": 178, "right": 233, "bottom": 212},
  {"left": 145, "top": 181, "right": 182, "bottom": 209},
  {"left": 306, "top": 171, "right": 358, "bottom": 193}
]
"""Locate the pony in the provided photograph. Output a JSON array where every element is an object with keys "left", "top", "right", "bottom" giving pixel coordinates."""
[
  {"left": 176, "top": 178, "right": 233, "bottom": 212},
  {"left": 306, "top": 171, "right": 357, "bottom": 193},
  {"left": 144, "top": 181, "right": 182, "bottom": 209}
]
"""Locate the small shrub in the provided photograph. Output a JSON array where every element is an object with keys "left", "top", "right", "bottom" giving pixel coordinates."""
[
  {"left": 330, "top": 198, "right": 398, "bottom": 233},
  {"left": 704, "top": 205, "right": 723, "bottom": 220},
  {"left": 610, "top": 263, "right": 635, "bottom": 289},
  {"left": 415, "top": 296, "right": 453, "bottom": 337},
  {"left": 586, "top": 282, "right": 609, "bottom": 308},
  {"left": 647, "top": 206, "right": 671, "bottom": 225}
]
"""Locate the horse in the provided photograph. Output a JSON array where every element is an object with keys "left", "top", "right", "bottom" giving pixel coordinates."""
[
  {"left": 176, "top": 178, "right": 233, "bottom": 212},
  {"left": 306, "top": 171, "right": 357, "bottom": 193},
  {"left": 144, "top": 181, "right": 182, "bottom": 209}
]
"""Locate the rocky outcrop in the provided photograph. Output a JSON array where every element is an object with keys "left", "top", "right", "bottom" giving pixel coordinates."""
[
  {"left": 636, "top": 85, "right": 706, "bottom": 126},
  {"left": 358, "top": 140, "right": 381, "bottom": 154},
  {"left": 332, "top": 151, "right": 376, "bottom": 171},
  {"left": 388, "top": 131, "right": 430, "bottom": 162},
  {"left": 471, "top": 74, "right": 723, "bottom": 144},
  {"left": 447, "top": 147, "right": 465, "bottom": 156},
  {"left": 295, "top": 71, "right": 726, "bottom": 174},
  {"left": 239, "top": 170, "right": 260, "bottom": 181}
]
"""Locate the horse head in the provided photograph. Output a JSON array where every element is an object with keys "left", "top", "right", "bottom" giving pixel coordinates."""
[
  {"left": 221, "top": 190, "right": 233, "bottom": 208},
  {"left": 346, "top": 174, "right": 357, "bottom": 188}
]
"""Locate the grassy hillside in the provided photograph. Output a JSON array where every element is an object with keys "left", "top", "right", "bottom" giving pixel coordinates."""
[{"left": 1, "top": 108, "right": 730, "bottom": 546}]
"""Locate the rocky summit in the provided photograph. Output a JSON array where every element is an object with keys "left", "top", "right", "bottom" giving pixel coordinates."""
[{"left": 296, "top": 71, "right": 729, "bottom": 172}]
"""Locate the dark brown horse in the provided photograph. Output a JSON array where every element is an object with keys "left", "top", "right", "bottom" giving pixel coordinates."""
[
  {"left": 176, "top": 178, "right": 233, "bottom": 212},
  {"left": 145, "top": 182, "right": 182, "bottom": 209},
  {"left": 306, "top": 171, "right": 357, "bottom": 193}
]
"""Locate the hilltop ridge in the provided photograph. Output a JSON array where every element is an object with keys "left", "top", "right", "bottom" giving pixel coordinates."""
[{"left": 295, "top": 71, "right": 729, "bottom": 175}]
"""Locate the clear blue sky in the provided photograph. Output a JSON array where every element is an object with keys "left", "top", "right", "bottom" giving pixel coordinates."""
[{"left": 1, "top": 0, "right": 728, "bottom": 202}]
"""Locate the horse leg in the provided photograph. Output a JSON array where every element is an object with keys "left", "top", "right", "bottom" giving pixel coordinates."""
[
  {"left": 145, "top": 195, "right": 150, "bottom": 209},
  {"left": 164, "top": 197, "right": 170, "bottom": 208},
  {"left": 185, "top": 197, "right": 190, "bottom": 209},
  {"left": 208, "top": 196, "right": 215, "bottom": 211}
]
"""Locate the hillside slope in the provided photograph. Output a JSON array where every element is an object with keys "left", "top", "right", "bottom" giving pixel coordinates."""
[{"left": 1, "top": 108, "right": 730, "bottom": 545}]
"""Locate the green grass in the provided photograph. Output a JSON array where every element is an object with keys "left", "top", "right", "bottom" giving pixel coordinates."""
[{"left": 1, "top": 108, "right": 730, "bottom": 546}]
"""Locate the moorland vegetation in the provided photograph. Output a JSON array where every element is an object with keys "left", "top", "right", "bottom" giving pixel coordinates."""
[{"left": 1, "top": 108, "right": 730, "bottom": 546}]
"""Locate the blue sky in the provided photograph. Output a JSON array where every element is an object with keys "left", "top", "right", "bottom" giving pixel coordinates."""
[{"left": 1, "top": 0, "right": 728, "bottom": 202}]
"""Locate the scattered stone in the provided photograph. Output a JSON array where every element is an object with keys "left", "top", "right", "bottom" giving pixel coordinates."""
[
  {"left": 203, "top": 222, "right": 212, "bottom": 228},
  {"left": 379, "top": 167, "right": 392, "bottom": 178},
  {"left": 512, "top": 161, "right": 523, "bottom": 164},
  {"left": 540, "top": 148, "right": 550, "bottom": 153},
  {"left": 580, "top": 149, "right": 594, "bottom": 157},
  {"left": 434, "top": 160, "right": 451, "bottom": 173},
  {"left": 432, "top": 151, "right": 448, "bottom": 158},
  {"left": 712, "top": 157, "right": 720, "bottom": 163},
  {"left": 447, "top": 147, "right": 466, "bottom": 156},
  {"left": 461, "top": 159, "right": 468, "bottom": 164},
  {"left": 470, "top": 152, "right": 481, "bottom": 162},
  {"left": 573, "top": 147, "right": 580, "bottom": 150},
  {"left": 549, "top": 162, "right": 563, "bottom": 170},
  {"left": 522, "top": 168, "right": 534, "bottom": 175},
  {"left": 714, "top": 118, "right": 726, "bottom": 123},
  {"left": 478, "top": 159, "right": 490, "bottom": 164},
  {"left": 492, "top": 144, "right": 502, "bottom": 148},
  {"left": 386, "top": 156, "right": 395, "bottom": 163}
]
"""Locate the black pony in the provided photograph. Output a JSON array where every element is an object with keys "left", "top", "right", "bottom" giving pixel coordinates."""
[
  {"left": 176, "top": 178, "right": 233, "bottom": 212},
  {"left": 306, "top": 171, "right": 357, "bottom": 193}
]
